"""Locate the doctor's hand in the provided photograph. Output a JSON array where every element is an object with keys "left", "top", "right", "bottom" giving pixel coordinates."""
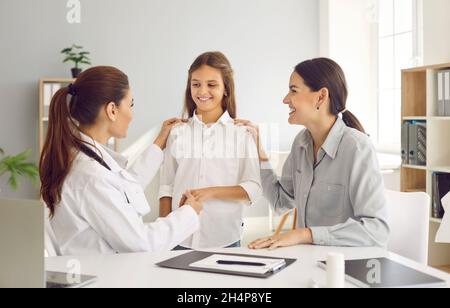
[
  {"left": 179, "top": 190, "right": 203, "bottom": 215},
  {"left": 248, "top": 228, "right": 313, "bottom": 250},
  {"left": 179, "top": 188, "right": 216, "bottom": 207},
  {"left": 234, "top": 119, "right": 269, "bottom": 162},
  {"left": 154, "top": 117, "right": 187, "bottom": 150}
]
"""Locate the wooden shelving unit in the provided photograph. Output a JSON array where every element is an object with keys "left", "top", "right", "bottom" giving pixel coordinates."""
[
  {"left": 39, "top": 78, "right": 119, "bottom": 155},
  {"left": 401, "top": 63, "right": 450, "bottom": 267}
]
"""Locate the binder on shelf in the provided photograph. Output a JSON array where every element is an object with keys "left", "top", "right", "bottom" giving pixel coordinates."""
[
  {"left": 437, "top": 71, "right": 445, "bottom": 116},
  {"left": 445, "top": 70, "right": 450, "bottom": 117},
  {"left": 408, "top": 121, "right": 427, "bottom": 166},
  {"left": 43, "top": 83, "right": 52, "bottom": 118},
  {"left": 401, "top": 121, "right": 410, "bottom": 164},
  {"left": 432, "top": 172, "right": 450, "bottom": 219},
  {"left": 416, "top": 122, "right": 427, "bottom": 166}
]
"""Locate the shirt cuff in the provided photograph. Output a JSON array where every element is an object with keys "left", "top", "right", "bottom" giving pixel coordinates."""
[
  {"left": 158, "top": 185, "right": 174, "bottom": 199},
  {"left": 149, "top": 143, "right": 164, "bottom": 162},
  {"left": 176, "top": 205, "right": 200, "bottom": 230},
  {"left": 310, "top": 226, "right": 330, "bottom": 246},
  {"left": 239, "top": 181, "right": 262, "bottom": 205}
]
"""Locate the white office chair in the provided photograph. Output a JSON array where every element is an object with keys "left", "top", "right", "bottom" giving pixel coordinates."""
[
  {"left": 44, "top": 208, "right": 60, "bottom": 257},
  {"left": 385, "top": 189, "right": 430, "bottom": 264}
]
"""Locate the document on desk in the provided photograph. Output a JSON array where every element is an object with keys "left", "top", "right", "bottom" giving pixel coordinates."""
[{"left": 190, "top": 254, "right": 286, "bottom": 275}]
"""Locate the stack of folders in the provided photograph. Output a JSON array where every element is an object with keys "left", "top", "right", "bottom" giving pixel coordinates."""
[
  {"left": 432, "top": 173, "right": 450, "bottom": 219},
  {"left": 437, "top": 69, "right": 450, "bottom": 116},
  {"left": 401, "top": 121, "right": 427, "bottom": 166}
]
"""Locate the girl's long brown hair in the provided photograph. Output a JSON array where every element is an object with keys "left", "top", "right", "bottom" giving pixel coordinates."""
[
  {"left": 39, "top": 66, "right": 129, "bottom": 217},
  {"left": 295, "top": 58, "right": 366, "bottom": 134},
  {"left": 184, "top": 51, "right": 237, "bottom": 119}
]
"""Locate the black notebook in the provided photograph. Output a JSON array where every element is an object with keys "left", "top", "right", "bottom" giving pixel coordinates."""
[{"left": 318, "top": 258, "right": 446, "bottom": 288}]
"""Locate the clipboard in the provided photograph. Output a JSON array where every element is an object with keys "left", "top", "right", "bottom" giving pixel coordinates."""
[{"left": 156, "top": 251, "right": 297, "bottom": 279}]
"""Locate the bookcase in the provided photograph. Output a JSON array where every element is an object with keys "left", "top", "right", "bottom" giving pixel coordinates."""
[
  {"left": 39, "top": 78, "right": 118, "bottom": 154},
  {"left": 401, "top": 63, "right": 450, "bottom": 268}
]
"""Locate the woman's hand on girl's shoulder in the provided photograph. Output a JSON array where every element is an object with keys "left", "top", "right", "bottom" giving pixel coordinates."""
[
  {"left": 234, "top": 119, "right": 259, "bottom": 143},
  {"left": 154, "top": 117, "right": 187, "bottom": 150},
  {"left": 234, "top": 119, "right": 270, "bottom": 162}
]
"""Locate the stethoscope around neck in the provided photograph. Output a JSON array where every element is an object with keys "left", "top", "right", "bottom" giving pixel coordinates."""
[{"left": 78, "top": 143, "right": 112, "bottom": 171}]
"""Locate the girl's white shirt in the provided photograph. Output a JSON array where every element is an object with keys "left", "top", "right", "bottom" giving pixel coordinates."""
[{"left": 159, "top": 112, "right": 262, "bottom": 249}]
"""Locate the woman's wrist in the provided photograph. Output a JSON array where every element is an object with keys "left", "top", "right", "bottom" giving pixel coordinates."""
[
  {"left": 259, "top": 150, "right": 270, "bottom": 162},
  {"left": 299, "top": 228, "right": 313, "bottom": 244},
  {"left": 153, "top": 135, "right": 166, "bottom": 150}
]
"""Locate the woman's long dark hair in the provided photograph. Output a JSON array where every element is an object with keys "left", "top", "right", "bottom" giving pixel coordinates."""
[
  {"left": 295, "top": 58, "right": 366, "bottom": 133},
  {"left": 39, "top": 66, "right": 129, "bottom": 217}
]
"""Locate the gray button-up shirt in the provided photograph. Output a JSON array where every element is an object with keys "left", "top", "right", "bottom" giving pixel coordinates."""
[{"left": 261, "top": 117, "right": 389, "bottom": 247}]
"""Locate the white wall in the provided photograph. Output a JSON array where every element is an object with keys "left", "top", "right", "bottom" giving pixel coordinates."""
[
  {"left": 0, "top": 0, "right": 319, "bottom": 198},
  {"left": 319, "top": 0, "right": 378, "bottom": 142},
  {"left": 423, "top": 0, "right": 450, "bottom": 65}
]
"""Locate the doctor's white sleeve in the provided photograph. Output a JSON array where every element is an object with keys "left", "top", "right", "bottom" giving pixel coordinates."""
[
  {"left": 79, "top": 177, "right": 199, "bottom": 253},
  {"left": 158, "top": 133, "right": 178, "bottom": 200},
  {"left": 238, "top": 132, "right": 263, "bottom": 205},
  {"left": 127, "top": 143, "right": 164, "bottom": 189}
]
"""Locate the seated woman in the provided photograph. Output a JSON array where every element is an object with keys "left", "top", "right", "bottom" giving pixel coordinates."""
[{"left": 236, "top": 58, "right": 389, "bottom": 249}]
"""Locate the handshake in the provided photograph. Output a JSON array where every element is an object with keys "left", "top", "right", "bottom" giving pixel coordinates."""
[{"left": 179, "top": 189, "right": 206, "bottom": 215}]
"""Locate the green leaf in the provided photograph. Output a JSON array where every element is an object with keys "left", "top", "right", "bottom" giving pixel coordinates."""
[
  {"left": 80, "top": 60, "right": 91, "bottom": 65},
  {"left": 7, "top": 167, "right": 18, "bottom": 190},
  {"left": 12, "top": 150, "right": 31, "bottom": 162},
  {"left": 73, "top": 44, "right": 83, "bottom": 49},
  {"left": 61, "top": 47, "right": 72, "bottom": 54},
  {"left": 0, "top": 162, "right": 7, "bottom": 176},
  {"left": 0, "top": 148, "right": 4, "bottom": 155},
  {"left": 0, "top": 149, "right": 38, "bottom": 190},
  {"left": 79, "top": 51, "right": 90, "bottom": 55}
]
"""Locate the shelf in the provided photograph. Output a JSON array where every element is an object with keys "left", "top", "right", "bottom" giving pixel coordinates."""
[
  {"left": 402, "top": 164, "right": 427, "bottom": 170},
  {"left": 402, "top": 62, "right": 450, "bottom": 267},
  {"left": 402, "top": 117, "right": 450, "bottom": 121},
  {"left": 430, "top": 217, "right": 442, "bottom": 224},
  {"left": 434, "top": 265, "right": 450, "bottom": 274},
  {"left": 429, "top": 166, "right": 450, "bottom": 173},
  {"left": 42, "top": 117, "right": 49, "bottom": 122},
  {"left": 429, "top": 117, "right": 450, "bottom": 121},
  {"left": 402, "top": 116, "right": 427, "bottom": 121}
]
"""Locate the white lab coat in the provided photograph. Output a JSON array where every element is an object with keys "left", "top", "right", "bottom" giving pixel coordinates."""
[{"left": 50, "top": 133, "right": 199, "bottom": 256}]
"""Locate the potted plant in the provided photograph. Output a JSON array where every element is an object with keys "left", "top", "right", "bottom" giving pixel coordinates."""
[
  {"left": 61, "top": 44, "right": 91, "bottom": 78},
  {"left": 0, "top": 147, "right": 39, "bottom": 191}
]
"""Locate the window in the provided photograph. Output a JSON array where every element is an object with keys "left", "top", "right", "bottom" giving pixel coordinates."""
[{"left": 377, "top": 0, "right": 422, "bottom": 151}]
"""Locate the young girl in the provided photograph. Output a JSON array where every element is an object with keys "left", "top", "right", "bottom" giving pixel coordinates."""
[{"left": 159, "top": 51, "right": 262, "bottom": 249}]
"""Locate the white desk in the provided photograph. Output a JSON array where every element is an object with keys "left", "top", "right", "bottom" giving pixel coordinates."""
[{"left": 45, "top": 246, "right": 450, "bottom": 288}]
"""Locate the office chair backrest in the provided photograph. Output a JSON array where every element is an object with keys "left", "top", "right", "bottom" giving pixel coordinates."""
[{"left": 385, "top": 190, "right": 430, "bottom": 264}]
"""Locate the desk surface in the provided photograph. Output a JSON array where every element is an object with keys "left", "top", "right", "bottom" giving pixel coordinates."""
[{"left": 46, "top": 245, "right": 450, "bottom": 288}]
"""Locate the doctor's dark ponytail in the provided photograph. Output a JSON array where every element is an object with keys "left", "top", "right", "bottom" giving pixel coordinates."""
[
  {"left": 39, "top": 66, "right": 129, "bottom": 217},
  {"left": 294, "top": 58, "right": 366, "bottom": 134}
]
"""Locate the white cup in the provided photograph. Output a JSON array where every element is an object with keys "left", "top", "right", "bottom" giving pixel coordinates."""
[{"left": 326, "top": 252, "right": 345, "bottom": 288}]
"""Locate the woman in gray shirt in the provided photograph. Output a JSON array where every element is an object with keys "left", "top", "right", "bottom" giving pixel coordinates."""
[{"left": 236, "top": 58, "right": 389, "bottom": 249}]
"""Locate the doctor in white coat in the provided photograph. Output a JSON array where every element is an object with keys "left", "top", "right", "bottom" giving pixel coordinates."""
[{"left": 39, "top": 66, "right": 202, "bottom": 256}]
